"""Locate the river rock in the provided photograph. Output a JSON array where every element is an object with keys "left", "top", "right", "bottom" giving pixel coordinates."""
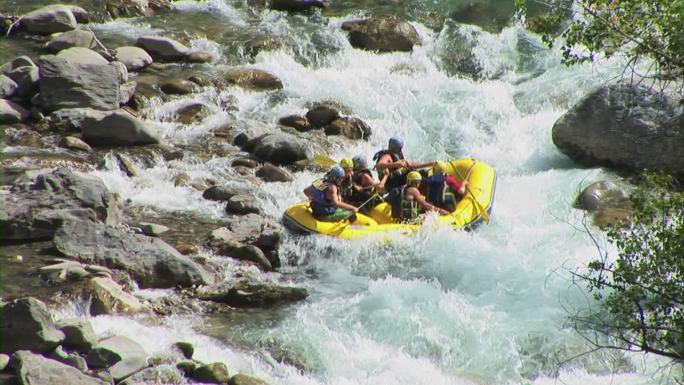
[
  {"left": 12, "top": 350, "right": 108, "bottom": 385},
  {"left": 0, "top": 354, "right": 8, "bottom": 371},
  {"left": 21, "top": 5, "right": 78, "bottom": 35},
  {"left": 174, "top": 342, "right": 194, "bottom": 359},
  {"left": 203, "top": 185, "right": 251, "bottom": 201},
  {"left": 202, "top": 280, "right": 308, "bottom": 307},
  {"left": 576, "top": 180, "right": 629, "bottom": 212},
  {"left": 1, "top": 56, "right": 40, "bottom": 98},
  {"left": 268, "top": 0, "right": 326, "bottom": 11},
  {"left": 0, "top": 298, "right": 65, "bottom": 354},
  {"left": 81, "top": 109, "right": 160, "bottom": 146},
  {"left": 221, "top": 68, "right": 283, "bottom": 91},
  {"left": 184, "top": 51, "right": 214, "bottom": 63},
  {"left": 136, "top": 36, "right": 190, "bottom": 62},
  {"left": 249, "top": 132, "right": 308, "bottom": 165},
  {"left": 226, "top": 194, "right": 262, "bottom": 215},
  {"left": 279, "top": 114, "right": 311, "bottom": 131},
  {"left": 225, "top": 213, "right": 283, "bottom": 251},
  {"left": 135, "top": 222, "right": 169, "bottom": 236},
  {"left": 324, "top": 116, "right": 372, "bottom": 140},
  {"left": 233, "top": 245, "right": 272, "bottom": 271},
  {"left": 118, "top": 366, "right": 184, "bottom": 385},
  {"left": 53, "top": 220, "right": 213, "bottom": 288},
  {"left": 114, "top": 46, "right": 153, "bottom": 71},
  {"left": 160, "top": 79, "right": 196, "bottom": 95},
  {"left": 244, "top": 35, "right": 283, "bottom": 58},
  {"left": 59, "top": 136, "right": 93, "bottom": 152},
  {"left": 232, "top": 158, "right": 258, "bottom": 168},
  {"left": 86, "top": 336, "right": 148, "bottom": 381},
  {"left": 230, "top": 373, "right": 270, "bottom": 385},
  {"left": 48, "top": 345, "right": 89, "bottom": 372},
  {"left": 106, "top": 0, "right": 146, "bottom": 18},
  {"left": 552, "top": 83, "right": 684, "bottom": 178},
  {"left": 0, "top": 99, "right": 30, "bottom": 123},
  {"left": 87, "top": 276, "right": 144, "bottom": 315},
  {"left": 305, "top": 105, "right": 339, "bottom": 128},
  {"left": 56, "top": 47, "right": 109, "bottom": 65},
  {"left": 0, "top": 169, "right": 121, "bottom": 241},
  {"left": 57, "top": 318, "right": 98, "bottom": 354},
  {"left": 176, "top": 103, "right": 211, "bottom": 124},
  {"left": 255, "top": 163, "right": 293, "bottom": 182},
  {"left": 38, "top": 55, "right": 122, "bottom": 112},
  {"left": 341, "top": 16, "right": 421, "bottom": 52},
  {"left": 192, "top": 362, "right": 230, "bottom": 384},
  {"left": 0, "top": 74, "right": 18, "bottom": 98},
  {"left": 47, "top": 29, "right": 98, "bottom": 52}
]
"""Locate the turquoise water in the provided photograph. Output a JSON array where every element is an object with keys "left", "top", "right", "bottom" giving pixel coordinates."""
[{"left": 4, "top": 0, "right": 678, "bottom": 384}]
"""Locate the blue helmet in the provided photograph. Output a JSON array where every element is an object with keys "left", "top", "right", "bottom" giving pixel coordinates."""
[
  {"left": 352, "top": 154, "right": 367, "bottom": 169},
  {"left": 389, "top": 136, "right": 404, "bottom": 150},
  {"left": 327, "top": 165, "right": 345, "bottom": 179}
]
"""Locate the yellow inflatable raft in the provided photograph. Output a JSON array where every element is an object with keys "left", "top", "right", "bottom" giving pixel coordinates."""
[{"left": 282, "top": 158, "right": 496, "bottom": 239}]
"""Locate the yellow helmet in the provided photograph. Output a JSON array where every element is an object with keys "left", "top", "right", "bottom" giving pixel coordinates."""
[
  {"left": 406, "top": 171, "right": 422, "bottom": 184},
  {"left": 433, "top": 160, "right": 448, "bottom": 174},
  {"left": 340, "top": 158, "right": 353, "bottom": 169}
]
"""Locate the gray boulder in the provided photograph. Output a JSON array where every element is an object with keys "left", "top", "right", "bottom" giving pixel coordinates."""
[
  {"left": 1, "top": 56, "right": 40, "bottom": 98},
  {"left": 38, "top": 55, "right": 122, "bottom": 112},
  {"left": 324, "top": 116, "right": 372, "bottom": 140},
  {"left": 341, "top": 16, "right": 421, "bottom": 52},
  {"left": 56, "top": 318, "right": 98, "bottom": 354},
  {"left": 81, "top": 109, "right": 159, "bottom": 146},
  {"left": 576, "top": 180, "right": 629, "bottom": 212},
  {"left": 21, "top": 5, "right": 78, "bottom": 35},
  {"left": 202, "top": 184, "right": 251, "bottom": 201},
  {"left": 56, "top": 47, "right": 109, "bottom": 65},
  {"left": 0, "top": 298, "right": 65, "bottom": 354},
  {"left": 12, "top": 350, "right": 108, "bottom": 385},
  {"left": 59, "top": 136, "right": 93, "bottom": 152},
  {"left": 114, "top": 46, "right": 153, "bottom": 71},
  {"left": 0, "top": 169, "right": 122, "bottom": 241},
  {"left": 0, "top": 99, "right": 30, "bottom": 123},
  {"left": 255, "top": 163, "right": 293, "bottom": 182},
  {"left": 0, "top": 74, "right": 18, "bottom": 98},
  {"left": 226, "top": 213, "right": 282, "bottom": 252},
  {"left": 305, "top": 105, "right": 339, "bottom": 128},
  {"left": 552, "top": 83, "right": 684, "bottom": 178},
  {"left": 53, "top": 220, "right": 213, "bottom": 288},
  {"left": 86, "top": 336, "right": 148, "bottom": 382},
  {"left": 249, "top": 132, "right": 308, "bottom": 165},
  {"left": 135, "top": 36, "right": 190, "bottom": 62},
  {"left": 46, "top": 29, "right": 98, "bottom": 52},
  {"left": 226, "top": 194, "right": 261, "bottom": 215}
]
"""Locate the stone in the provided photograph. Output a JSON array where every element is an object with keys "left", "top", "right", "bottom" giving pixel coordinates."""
[
  {"left": 56, "top": 47, "right": 109, "bottom": 65},
  {"left": 184, "top": 51, "right": 213, "bottom": 63},
  {"left": 0, "top": 298, "right": 65, "bottom": 354},
  {"left": 87, "top": 277, "right": 144, "bottom": 315},
  {"left": 226, "top": 195, "right": 261, "bottom": 215},
  {"left": 176, "top": 360, "right": 197, "bottom": 375},
  {"left": 160, "top": 79, "right": 196, "bottom": 95},
  {"left": 106, "top": 0, "right": 146, "bottom": 19},
  {"left": 249, "top": 132, "right": 308, "bottom": 165},
  {"left": 255, "top": 163, "right": 293, "bottom": 182},
  {"left": 136, "top": 36, "right": 190, "bottom": 62},
  {"left": 176, "top": 103, "right": 211, "bottom": 124},
  {"left": 0, "top": 354, "right": 8, "bottom": 371},
  {"left": 56, "top": 318, "right": 98, "bottom": 353},
  {"left": 0, "top": 99, "right": 29, "bottom": 123},
  {"left": 1, "top": 57, "right": 40, "bottom": 98},
  {"left": 81, "top": 109, "right": 160, "bottom": 146},
  {"left": 21, "top": 5, "right": 78, "bottom": 35},
  {"left": 244, "top": 35, "right": 282, "bottom": 58},
  {"left": 114, "top": 46, "right": 154, "bottom": 71},
  {"left": 324, "top": 117, "right": 372, "bottom": 140},
  {"left": 229, "top": 373, "right": 270, "bottom": 385},
  {"left": 0, "top": 74, "right": 18, "bottom": 98},
  {"left": 47, "top": 345, "right": 88, "bottom": 372},
  {"left": 86, "top": 336, "right": 147, "bottom": 382},
  {"left": 305, "top": 106, "right": 339, "bottom": 128},
  {"left": 12, "top": 350, "right": 108, "bottom": 385},
  {"left": 232, "top": 245, "right": 272, "bottom": 271},
  {"left": 279, "top": 114, "right": 311, "bottom": 132},
  {"left": 202, "top": 185, "right": 251, "bottom": 201},
  {"left": 135, "top": 222, "right": 169, "bottom": 237},
  {"left": 174, "top": 342, "right": 194, "bottom": 359},
  {"left": 341, "top": 16, "right": 421, "bottom": 52},
  {"left": 221, "top": 68, "right": 283, "bottom": 91},
  {"left": 576, "top": 181, "right": 629, "bottom": 212},
  {"left": 59, "top": 136, "right": 93, "bottom": 152},
  {"left": 192, "top": 362, "right": 230, "bottom": 384},
  {"left": 203, "top": 280, "right": 308, "bottom": 308},
  {"left": 46, "top": 30, "right": 98, "bottom": 52}
]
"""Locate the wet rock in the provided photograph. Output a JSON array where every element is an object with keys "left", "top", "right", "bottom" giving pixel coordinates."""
[
  {"left": 0, "top": 74, "right": 18, "bottom": 98},
  {"left": 87, "top": 276, "right": 144, "bottom": 315},
  {"left": 64, "top": 5, "right": 90, "bottom": 23},
  {"left": 148, "top": 0, "right": 176, "bottom": 12},
  {"left": 21, "top": 5, "right": 78, "bottom": 35},
  {"left": 136, "top": 36, "right": 190, "bottom": 62},
  {"left": 12, "top": 350, "right": 108, "bottom": 385},
  {"left": 305, "top": 106, "right": 339, "bottom": 128},
  {"left": 0, "top": 298, "right": 65, "bottom": 354},
  {"left": 225, "top": 214, "right": 283, "bottom": 252},
  {"left": 192, "top": 362, "right": 230, "bottom": 384},
  {"left": 119, "top": 80, "right": 137, "bottom": 105},
  {"left": 341, "top": 16, "right": 421, "bottom": 52},
  {"left": 233, "top": 245, "right": 272, "bottom": 271},
  {"left": 249, "top": 132, "right": 308, "bottom": 165},
  {"left": 175, "top": 243, "right": 198, "bottom": 255},
  {"left": 48, "top": 345, "right": 89, "bottom": 372},
  {"left": 244, "top": 35, "right": 283, "bottom": 59},
  {"left": 136, "top": 222, "right": 169, "bottom": 237},
  {"left": 221, "top": 68, "right": 283, "bottom": 91},
  {"left": 576, "top": 180, "right": 629, "bottom": 212},
  {"left": 174, "top": 342, "right": 194, "bottom": 360},
  {"left": 1, "top": 56, "right": 40, "bottom": 98},
  {"left": 0, "top": 169, "right": 121, "bottom": 241},
  {"left": 106, "top": 0, "right": 146, "bottom": 19},
  {"left": 255, "top": 163, "right": 293, "bottom": 182},
  {"left": 226, "top": 195, "right": 261, "bottom": 215},
  {"left": 552, "top": 83, "right": 684, "bottom": 178},
  {"left": 268, "top": 0, "right": 326, "bottom": 11},
  {"left": 184, "top": 51, "right": 213, "bottom": 63},
  {"left": 38, "top": 259, "right": 90, "bottom": 282},
  {"left": 230, "top": 373, "right": 270, "bottom": 385},
  {"left": 56, "top": 47, "right": 109, "bottom": 65},
  {"left": 118, "top": 366, "right": 184, "bottom": 385},
  {"left": 202, "top": 280, "right": 308, "bottom": 307},
  {"left": 53, "top": 220, "right": 213, "bottom": 288},
  {"left": 173, "top": 172, "right": 191, "bottom": 187},
  {"left": 56, "top": 319, "right": 98, "bottom": 354},
  {"left": 593, "top": 207, "right": 632, "bottom": 228},
  {"left": 114, "top": 46, "right": 153, "bottom": 71},
  {"left": 160, "top": 79, "right": 196, "bottom": 95},
  {"left": 47, "top": 30, "right": 98, "bottom": 52},
  {"left": 203, "top": 185, "right": 251, "bottom": 201},
  {"left": 176, "top": 103, "right": 211, "bottom": 124},
  {"left": 0, "top": 100, "right": 30, "bottom": 123},
  {"left": 38, "top": 55, "right": 122, "bottom": 112},
  {"left": 86, "top": 336, "right": 148, "bottom": 382},
  {"left": 176, "top": 360, "right": 197, "bottom": 375},
  {"left": 81, "top": 109, "right": 160, "bottom": 146},
  {"left": 59, "top": 136, "right": 93, "bottom": 152},
  {"left": 279, "top": 114, "right": 311, "bottom": 132},
  {"left": 324, "top": 117, "right": 372, "bottom": 140},
  {"left": 115, "top": 153, "right": 137, "bottom": 177},
  {"left": 4, "top": 127, "right": 42, "bottom": 146}
]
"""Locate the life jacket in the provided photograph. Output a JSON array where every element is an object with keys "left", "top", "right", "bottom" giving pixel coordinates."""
[
  {"left": 307, "top": 179, "right": 337, "bottom": 217},
  {"left": 340, "top": 176, "right": 354, "bottom": 203},
  {"left": 425, "top": 173, "right": 457, "bottom": 212},
  {"left": 389, "top": 187, "right": 420, "bottom": 222},
  {"left": 351, "top": 169, "right": 374, "bottom": 203},
  {"left": 373, "top": 149, "right": 406, "bottom": 190}
]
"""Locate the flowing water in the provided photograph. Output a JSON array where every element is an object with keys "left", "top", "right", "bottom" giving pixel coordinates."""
[{"left": 2, "top": 0, "right": 678, "bottom": 384}]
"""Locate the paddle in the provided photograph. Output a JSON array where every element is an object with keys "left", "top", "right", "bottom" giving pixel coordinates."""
[
  {"left": 450, "top": 160, "right": 490, "bottom": 224},
  {"left": 313, "top": 153, "right": 338, "bottom": 167}
]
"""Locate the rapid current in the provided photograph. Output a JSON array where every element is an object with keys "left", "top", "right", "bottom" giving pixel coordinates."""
[{"left": 3, "top": 0, "right": 677, "bottom": 384}]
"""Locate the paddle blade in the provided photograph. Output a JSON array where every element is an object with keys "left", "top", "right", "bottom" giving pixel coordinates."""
[{"left": 314, "top": 153, "right": 338, "bottom": 167}]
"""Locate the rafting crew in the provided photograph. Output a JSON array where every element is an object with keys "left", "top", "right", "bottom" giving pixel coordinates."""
[
  {"left": 422, "top": 161, "right": 468, "bottom": 212},
  {"left": 388, "top": 171, "right": 450, "bottom": 222},
  {"left": 373, "top": 136, "right": 436, "bottom": 190},
  {"left": 304, "top": 165, "right": 359, "bottom": 222},
  {"left": 338, "top": 155, "right": 388, "bottom": 214}
]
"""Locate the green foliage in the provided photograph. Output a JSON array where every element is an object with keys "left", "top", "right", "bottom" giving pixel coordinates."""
[
  {"left": 572, "top": 173, "right": 684, "bottom": 363},
  {"left": 520, "top": 0, "right": 684, "bottom": 80}
]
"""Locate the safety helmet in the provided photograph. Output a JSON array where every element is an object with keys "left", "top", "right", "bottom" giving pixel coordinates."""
[
  {"left": 433, "top": 160, "right": 448, "bottom": 174},
  {"left": 327, "top": 165, "right": 345, "bottom": 179},
  {"left": 388, "top": 136, "right": 404, "bottom": 150},
  {"left": 352, "top": 155, "right": 367, "bottom": 170},
  {"left": 340, "top": 158, "right": 354, "bottom": 169},
  {"left": 406, "top": 171, "right": 422, "bottom": 184}
]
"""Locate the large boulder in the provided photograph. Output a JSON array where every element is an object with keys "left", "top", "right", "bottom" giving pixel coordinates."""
[
  {"left": 21, "top": 5, "right": 78, "bottom": 35},
  {"left": 552, "top": 83, "right": 684, "bottom": 178},
  {"left": 56, "top": 47, "right": 109, "bottom": 65},
  {"left": 56, "top": 318, "right": 98, "bottom": 354},
  {"left": 0, "top": 298, "right": 65, "bottom": 354},
  {"left": 135, "top": 35, "right": 190, "bottom": 62},
  {"left": 248, "top": 132, "right": 308, "bottom": 165},
  {"left": 114, "top": 46, "right": 154, "bottom": 71},
  {"left": 341, "top": 16, "right": 421, "bottom": 52},
  {"left": 80, "top": 109, "right": 159, "bottom": 146},
  {"left": 0, "top": 99, "right": 30, "bottom": 123},
  {"left": 53, "top": 220, "right": 213, "bottom": 288},
  {"left": 38, "top": 55, "right": 123, "bottom": 112},
  {"left": 46, "top": 29, "right": 98, "bottom": 52},
  {"left": 12, "top": 350, "right": 109, "bottom": 385},
  {"left": 0, "top": 169, "right": 122, "bottom": 241}
]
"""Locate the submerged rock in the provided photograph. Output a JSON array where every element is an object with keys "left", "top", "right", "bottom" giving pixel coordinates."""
[{"left": 341, "top": 16, "right": 421, "bottom": 52}]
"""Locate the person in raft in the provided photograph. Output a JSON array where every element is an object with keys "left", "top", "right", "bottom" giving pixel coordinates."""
[
  {"left": 343, "top": 155, "right": 389, "bottom": 213},
  {"left": 423, "top": 160, "right": 468, "bottom": 212},
  {"left": 373, "top": 136, "right": 436, "bottom": 190},
  {"left": 390, "top": 171, "right": 449, "bottom": 223},
  {"left": 338, "top": 158, "right": 356, "bottom": 204},
  {"left": 304, "top": 165, "right": 359, "bottom": 222}
]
